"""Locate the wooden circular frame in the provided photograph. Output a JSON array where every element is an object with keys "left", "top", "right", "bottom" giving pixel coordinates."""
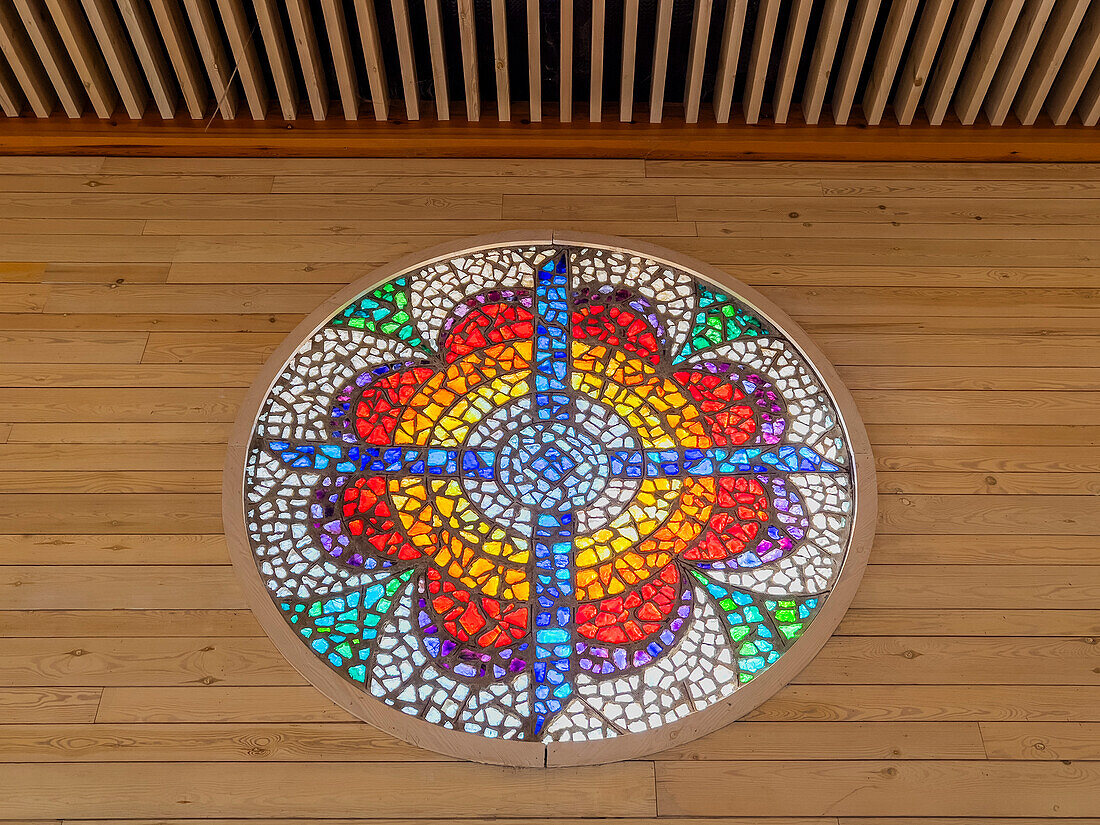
[{"left": 224, "top": 231, "right": 877, "bottom": 768}]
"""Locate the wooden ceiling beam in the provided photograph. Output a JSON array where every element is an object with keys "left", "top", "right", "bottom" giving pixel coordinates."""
[
  {"left": 743, "top": 0, "right": 781, "bottom": 124},
  {"left": 801, "top": 0, "right": 846, "bottom": 124},
  {"left": 893, "top": 0, "right": 952, "bottom": 125},
  {"left": 0, "top": 51, "right": 24, "bottom": 116},
  {"left": 422, "top": 0, "right": 447, "bottom": 120},
  {"left": 682, "top": 0, "right": 712, "bottom": 124},
  {"left": 526, "top": 0, "right": 541, "bottom": 121},
  {"left": 353, "top": 0, "right": 391, "bottom": 121},
  {"left": 284, "top": 0, "right": 328, "bottom": 120},
  {"left": 832, "top": 0, "right": 880, "bottom": 124},
  {"left": 589, "top": 0, "right": 605, "bottom": 122},
  {"left": 863, "top": 0, "right": 920, "bottom": 125},
  {"left": 390, "top": 0, "right": 421, "bottom": 121},
  {"left": 773, "top": 0, "right": 812, "bottom": 125},
  {"left": 216, "top": 0, "right": 267, "bottom": 119},
  {"left": 1046, "top": 2, "right": 1100, "bottom": 125},
  {"left": 457, "top": 0, "right": 480, "bottom": 121},
  {"left": 252, "top": 0, "right": 297, "bottom": 120},
  {"left": 648, "top": 0, "right": 674, "bottom": 123},
  {"left": 319, "top": 0, "right": 359, "bottom": 120},
  {"left": 4, "top": 115, "right": 1100, "bottom": 161},
  {"left": 560, "top": 0, "right": 573, "bottom": 122},
  {"left": 619, "top": 0, "right": 638, "bottom": 122},
  {"left": 491, "top": 0, "right": 510, "bottom": 121}
]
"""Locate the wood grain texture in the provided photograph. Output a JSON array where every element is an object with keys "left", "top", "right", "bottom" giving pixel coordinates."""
[{"left": 0, "top": 157, "right": 1095, "bottom": 819}]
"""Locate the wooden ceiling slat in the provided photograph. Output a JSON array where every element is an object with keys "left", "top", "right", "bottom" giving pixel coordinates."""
[
  {"left": 318, "top": 0, "right": 359, "bottom": 120},
  {"left": 148, "top": 0, "right": 208, "bottom": 119},
  {"left": 863, "top": 0, "right": 919, "bottom": 125},
  {"left": 526, "top": 0, "right": 541, "bottom": 121},
  {"left": 117, "top": 0, "right": 179, "bottom": 119},
  {"left": 0, "top": 51, "right": 23, "bottom": 116},
  {"left": 590, "top": 0, "right": 605, "bottom": 122},
  {"left": 682, "top": 0, "right": 712, "bottom": 124},
  {"left": 648, "top": 0, "right": 674, "bottom": 123},
  {"left": 801, "top": 0, "right": 847, "bottom": 124},
  {"left": 390, "top": 0, "right": 421, "bottom": 120},
  {"left": 925, "top": 0, "right": 987, "bottom": 126},
  {"left": 490, "top": 0, "right": 510, "bottom": 121},
  {"left": 44, "top": 0, "right": 116, "bottom": 119},
  {"left": 619, "top": 0, "right": 639, "bottom": 122},
  {"left": 984, "top": 0, "right": 1056, "bottom": 126},
  {"left": 1046, "top": 3, "right": 1100, "bottom": 125},
  {"left": 772, "top": 0, "right": 813, "bottom": 125},
  {"left": 742, "top": 0, "right": 781, "bottom": 124},
  {"left": 353, "top": 0, "right": 391, "bottom": 121},
  {"left": 284, "top": 0, "right": 328, "bottom": 120},
  {"left": 954, "top": 0, "right": 1025, "bottom": 125},
  {"left": 215, "top": 0, "right": 267, "bottom": 119},
  {"left": 893, "top": 0, "right": 952, "bottom": 125},
  {"left": 181, "top": 0, "right": 238, "bottom": 119},
  {"left": 13, "top": 0, "right": 84, "bottom": 117},
  {"left": 560, "top": 0, "right": 573, "bottom": 122},
  {"left": 1015, "top": 0, "right": 1090, "bottom": 126},
  {"left": 80, "top": 0, "right": 147, "bottom": 120},
  {"left": 712, "top": 0, "right": 746, "bottom": 123},
  {"left": 0, "top": 0, "right": 1092, "bottom": 132},
  {"left": 457, "top": 0, "right": 480, "bottom": 121},
  {"left": 832, "top": 0, "right": 881, "bottom": 125},
  {"left": 1079, "top": 59, "right": 1100, "bottom": 124},
  {"left": 252, "top": 0, "right": 297, "bottom": 120}
]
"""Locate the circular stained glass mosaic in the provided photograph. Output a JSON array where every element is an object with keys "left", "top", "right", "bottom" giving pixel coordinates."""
[{"left": 225, "top": 235, "right": 875, "bottom": 766}]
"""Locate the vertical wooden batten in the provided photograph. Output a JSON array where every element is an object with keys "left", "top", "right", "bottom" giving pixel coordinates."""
[
  {"left": 526, "top": 0, "right": 541, "bottom": 121},
  {"left": 423, "top": 0, "right": 447, "bottom": 120},
  {"left": 560, "top": 0, "right": 573, "bottom": 122},
  {"left": 682, "top": 0, "right": 712, "bottom": 124},
  {"left": 743, "top": 0, "right": 781, "bottom": 124},
  {"left": 252, "top": 0, "right": 297, "bottom": 120},
  {"left": 354, "top": 0, "right": 391, "bottom": 121},
  {"left": 457, "top": 0, "right": 480, "bottom": 121},
  {"left": 832, "top": 0, "right": 881, "bottom": 124},
  {"left": 389, "top": 0, "right": 421, "bottom": 121},
  {"left": 893, "top": 0, "right": 952, "bottom": 125},
  {"left": 216, "top": 0, "right": 267, "bottom": 119},
  {"left": 801, "top": 0, "right": 846, "bottom": 124},
  {"left": 619, "top": 0, "right": 638, "bottom": 121},
  {"left": 1015, "top": 0, "right": 1090, "bottom": 125},
  {"left": 772, "top": 0, "right": 813, "bottom": 125},
  {"left": 648, "top": 0, "right": 674, "bottom": 123},
  {"left": 490, "top": 0, "right": 510, "bottom": 121},
  {"left": 862, "top": 0, "right": 919, "bottom": 125},
  {"left": 284, "top": 0, "right": 328, "bottom": 120},
  {"left": 590, "top": 0, "right": 606, "bottom": 122},
  {"left": 318, "top": 0, "right": 359, "bottom": 120}
]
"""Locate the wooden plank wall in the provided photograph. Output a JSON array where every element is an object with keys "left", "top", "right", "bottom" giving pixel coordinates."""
[{"left": 0, "top": 156, "right": 1098, "bottom": 822}]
